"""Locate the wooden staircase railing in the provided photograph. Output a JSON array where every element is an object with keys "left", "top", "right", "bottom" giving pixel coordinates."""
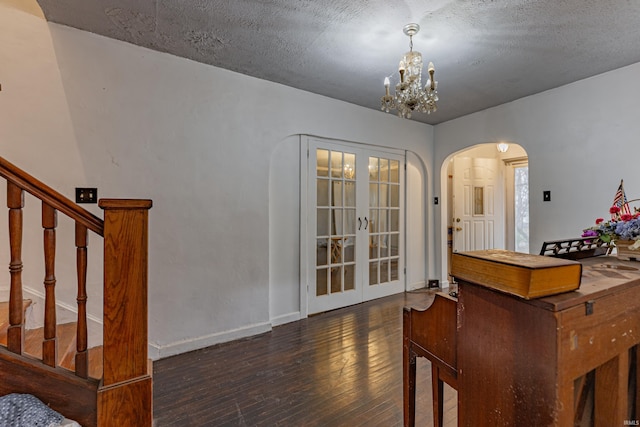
[{"left": 0, "top": 157, "right": 152, "bottom": 427}]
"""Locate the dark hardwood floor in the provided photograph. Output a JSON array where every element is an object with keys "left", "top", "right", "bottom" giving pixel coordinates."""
[{"left": 153, "top": 290, "right": 457, "bottom": 426}]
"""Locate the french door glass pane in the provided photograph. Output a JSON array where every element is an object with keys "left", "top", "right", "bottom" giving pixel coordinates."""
[
  {"left": 317, "top": 209, "right": 329, "bottom": 236},
  {"left": 369, "top": 209, "right": 378, "bottom": 234},
  {"left": 331, "top": 182, "right": 343, "bottom": 206},
  {"left": 345, "top": 209, "right": 356, "bottom": 235},
  {"left": 390, "top": 260, "right": 399, "bottom": 281},
  {"left": 344, "top": 266, "right": 355, "bottom": 290},
  {"left": 380, "top": 159, "right": 389, "bottom": 181},
  {"left": 344, "top": 241, "right": 355, "bottom": 263},
  {"left": 344, "top": 153, "right": 356, "bottom": 180},
  {"left": 379, "top": 209, "right": 388, "bottom": 232},
  {"left": 390, "top": 160, "right": 399, "bottom": 183},
  {"left": 369, "top": 184, "right": 378, "bottom": 207},
  {"left": 331, "top": 208, "right": 342, "bottom": 235},
  {"left": 344, "top": 182, "right": 356, "bottom": 207},
  {"left": 369, "top": 261, "right": 378, "bottom": 286},
  {"left": 331, "top": 152, "right": 343, "bottom": 178},
  {"left": 331, "top": 266, "right": 342, "bottom": 293},
  {"left": 381, "top": 260, "right": 389, "bottom": 283},
  {"left": 369, "top": 158, "right": 379, "bottom": 180},
  {"left": 390, "top": 210, "right": 399, "bottom": 232},
  {"left": 317, "top": 149, "right": 329, "bottom": 177},
  {"left": 316, "top": 269, "right": 328, "bottom": 296},
  {"left": 317, "top": 180, "right": 329, "bottom": 206},
  {"left": 390, "top": 234, "right": 399, "bottom": 257},
  {"left": 317, "top": 238, "right": 328, "bottom": 266},
  {"left": 380, "top": 184, "right": 389, "bottom": 207},
  {"left": 390, "top": 184, "right": 399, "bottom": 207}
]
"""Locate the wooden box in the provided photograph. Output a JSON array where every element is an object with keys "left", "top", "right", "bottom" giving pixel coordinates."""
[{"left": 451, "top": 249, "right": 582, "bottom": 299}]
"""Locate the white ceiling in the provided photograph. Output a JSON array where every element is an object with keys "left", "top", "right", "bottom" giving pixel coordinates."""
[{"left": 31, "top": 0, "right": 640, "bottom": 124}]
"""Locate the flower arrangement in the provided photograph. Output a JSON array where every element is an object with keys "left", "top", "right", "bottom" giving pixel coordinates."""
[{"left": 582, "top": 206, "right": 640, "bottom": 250}]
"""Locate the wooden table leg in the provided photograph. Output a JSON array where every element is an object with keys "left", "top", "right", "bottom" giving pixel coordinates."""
[
  {"left": 431, "top": 365, "right": 444, "bottom": 427},
  {"left": 403, "top": 310, "right": 416, "bottom": 427}
]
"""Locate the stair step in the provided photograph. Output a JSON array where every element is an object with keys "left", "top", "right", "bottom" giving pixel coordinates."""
[
  {"left": 1, "top": 300, "right": 102, "bottom": 379},
  {"left": 24, "top": 323, "right": 103, "bottom": 379},
  {"left": 0, "top": 300, "right": 32, "bottom": 344}
]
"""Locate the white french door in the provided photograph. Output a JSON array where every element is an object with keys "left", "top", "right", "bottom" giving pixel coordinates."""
[{"left": 303, "top": 138, "right": 404, "bottom": 314}]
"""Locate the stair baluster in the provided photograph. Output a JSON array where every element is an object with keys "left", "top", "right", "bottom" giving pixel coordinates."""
[
  {"left": 7, "top": 182, "right": 24, "bottom": 354},
  {"left": 75, "top": 222, "right": 89, "bottom": 378},
  {"left": 42, "top": 202, "right": 57, "bottom": 367}
]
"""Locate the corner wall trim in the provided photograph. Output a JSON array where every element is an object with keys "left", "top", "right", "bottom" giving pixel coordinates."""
[{"left": 270, "top": 311, "right": 300, "bottom": 327}]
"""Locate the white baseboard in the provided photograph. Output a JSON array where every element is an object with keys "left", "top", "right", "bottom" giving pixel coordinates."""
[
  {"left": 148, "top": 321, "right": 272, "bottom": 361},
  {"left": 270, "top": 311, "right": 301, "bottom": 326},
  {"left": 406, "top": 280, "right": 427, "bottom": 291}
]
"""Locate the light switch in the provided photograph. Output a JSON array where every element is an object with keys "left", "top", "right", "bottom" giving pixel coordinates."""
[{"left": 75, "top": 188, "right": 98, "bottom": 204}]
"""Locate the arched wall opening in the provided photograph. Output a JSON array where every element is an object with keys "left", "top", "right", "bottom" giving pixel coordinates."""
[{"left": 438, "top": 142, "right": 528, "bottom": 286}]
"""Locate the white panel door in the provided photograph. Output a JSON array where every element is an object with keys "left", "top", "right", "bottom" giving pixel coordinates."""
[
  {"left": 453, "top": 157, "right": 503, "bottom": 252},
  {"left": 305, "top": 139, "right": 404, "bottom": 314}
]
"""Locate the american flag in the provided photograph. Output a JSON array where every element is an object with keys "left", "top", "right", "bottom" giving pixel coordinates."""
[{"left": 612, "top": 179, "right": 631, "bottom": 219}]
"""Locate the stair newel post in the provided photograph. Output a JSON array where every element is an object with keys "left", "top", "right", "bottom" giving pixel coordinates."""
[
  {"left": 7, "top": 182, "right": 24, "bottom": 354},
  {"left": 98, "top": 199, "right": 153, "bottom": 427},
  {"left": 75, "top": 221, "right": 89, "bottom": 378},
  {"left": 42, "top": 202, "right": 58, "bottom": 367}
]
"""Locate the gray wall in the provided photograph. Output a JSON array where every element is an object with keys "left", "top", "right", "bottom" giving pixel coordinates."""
[{"left": 434, "top": 62, "right": 640, "bottom": 279}]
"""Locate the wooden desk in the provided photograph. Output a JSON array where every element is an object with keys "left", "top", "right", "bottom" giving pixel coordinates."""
[
  {"left": 403, "top": 256, "right": 640, "bottom": 426},
  {"left": 458, "top": 256, "right": 640, "bottom": 425},
  {"left": 403, "top": 292, "right": 457, "bottom": 427}
]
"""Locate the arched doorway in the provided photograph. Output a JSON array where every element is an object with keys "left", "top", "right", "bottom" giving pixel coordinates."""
[{"left": 440, "top": 142, "right": 529, "bottom": 285}]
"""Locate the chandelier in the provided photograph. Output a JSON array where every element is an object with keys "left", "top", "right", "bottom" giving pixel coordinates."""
[{"left": 381, "top": 23, "right": 438, "bottom": 118}]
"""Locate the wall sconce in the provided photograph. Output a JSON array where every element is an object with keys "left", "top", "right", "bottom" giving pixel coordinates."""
[{"left": 496, "top": 142, "right": 509, "bottom": 153}]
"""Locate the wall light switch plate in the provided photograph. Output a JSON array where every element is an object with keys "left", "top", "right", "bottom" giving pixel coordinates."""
[
  {"left": 543, "top": 190, "right": 551, "bottom": 202},
  {"left": 76, "top": 188, "right": 98, "bottom": 204}
]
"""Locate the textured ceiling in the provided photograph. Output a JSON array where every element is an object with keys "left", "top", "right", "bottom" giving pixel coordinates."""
[{"left": 34, "top": 0, "right": 640, "bottom": 124}]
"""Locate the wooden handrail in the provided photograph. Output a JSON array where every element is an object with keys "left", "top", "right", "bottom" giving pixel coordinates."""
[{"left": 0, "top": 157, "right": 103, "bottom": 235}]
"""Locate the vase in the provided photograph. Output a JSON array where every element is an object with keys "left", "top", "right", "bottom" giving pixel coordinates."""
[{"left": 615, "top": 239, "right": 639, "bottom": 261}]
